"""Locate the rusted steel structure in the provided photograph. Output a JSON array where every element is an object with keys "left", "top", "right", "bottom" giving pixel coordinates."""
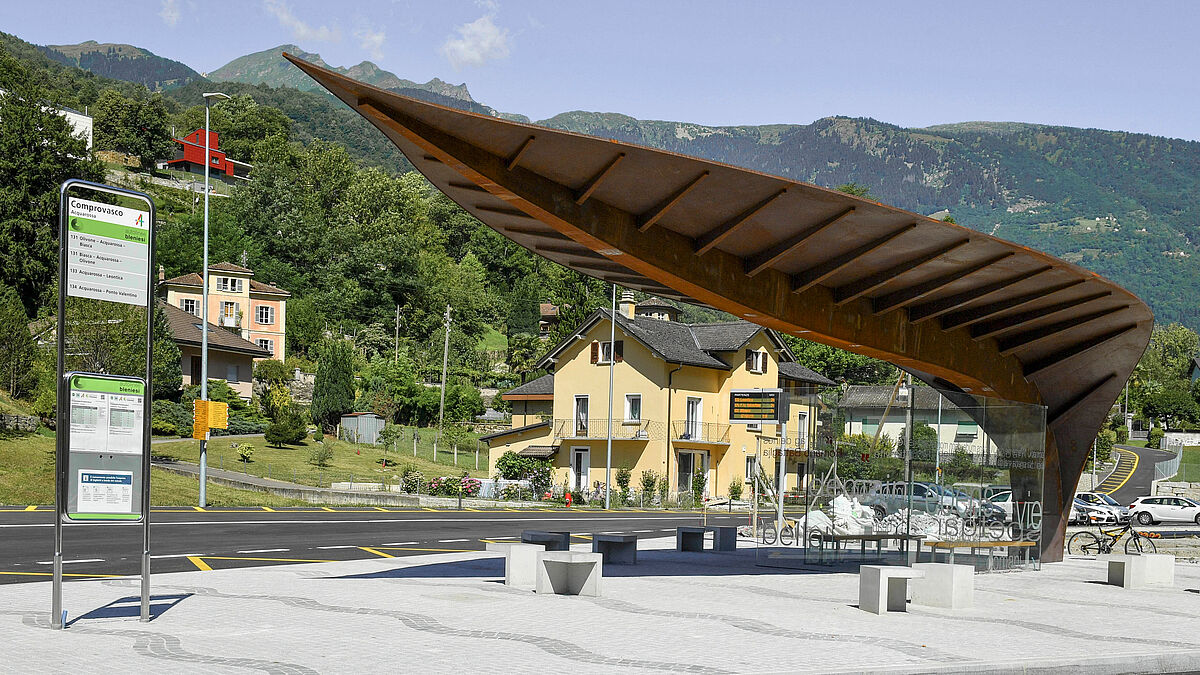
[{"left": 286, "top": 54, "right": 1152, "bottom": 560}]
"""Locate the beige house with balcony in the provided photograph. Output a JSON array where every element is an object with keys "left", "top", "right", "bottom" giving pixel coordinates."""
[
  {"left": 483, "top": 295, "right": 835, "bottom": 498},
  {"left": 160, "top": 262, "right": 289, "bottom": 362}
]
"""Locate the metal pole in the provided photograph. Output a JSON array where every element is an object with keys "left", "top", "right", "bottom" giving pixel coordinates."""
[
  {"left": 605, "top": 284, "right": 616, "bottom": 509},
  {"left": 1092, "top": 438, "right": 1097, "bottom": 488},
  {"left": 436, "top": 304, "right": 451, "bottom": 453},
  {"left": 394, "top": 304, "right": 400, "bottom": 364},
  {"left": 935, "top": 391, "right": 943, "bottom": 485},
  {"left": 904, "top": 374, "right": 914, "bottom": 547},
  {"left": 199, "top": 101, "right": 210, "bottom": 508},
  {"left": 776, "top": 420, "right": 788, "bottom": 535}
]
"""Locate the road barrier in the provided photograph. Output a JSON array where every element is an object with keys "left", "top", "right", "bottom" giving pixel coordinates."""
[{"left": 1155, "top": 442, "right": 1183, "bottom": 481}]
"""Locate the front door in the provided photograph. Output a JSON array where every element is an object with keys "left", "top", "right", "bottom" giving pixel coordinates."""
[
  {"left": 677, "top": 450, "right": 708, "bottom": 496},
  {"left": 574, "top": 396, "right": 589, "bottom": 437},
  {"left": 571, "top": 447, "right": 590, "bottom": 492}
]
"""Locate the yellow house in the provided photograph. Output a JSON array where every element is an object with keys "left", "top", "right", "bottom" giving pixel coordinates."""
[
  {"left": 484, "top": 295, "right": 834, "bottom": 499},
  {"left": 161, "top": 262, "right": 289, "bottom": 362}
]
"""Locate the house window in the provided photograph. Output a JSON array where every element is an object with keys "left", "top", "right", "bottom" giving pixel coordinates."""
[
  {"left": 624, "top": 394, "right": 642, "bottom": 423},
  {"left": 180, "top": 298, "right": 198, "bottom": 316},
  {"left": 745, "top": 349, "right": 766, "bottom": 374},
  {"left": 216, "top": 277, "right": 243, "bottom": 293},
  {"left": 745, "top": 455, "right": 757, "bottom": 480},
  {"left": 257, "top": 339, "right": 274, "bottom": 355},
  {"left": 591, "top": 340, "right": 623, "bottom": 364},
  {"left": 256, "top": 305, "right": 275, "bottom": 324},
  {"left": 220, "top": 301, "right": 239, "bottom": 325},
  {"left": 226, "top": 364, "right": 239, "bottom": 383}
]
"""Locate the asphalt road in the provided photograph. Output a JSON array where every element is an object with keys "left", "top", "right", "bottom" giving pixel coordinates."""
[
  {"left": 0, "top": 507, "right": 746, "bottom": 584},
  {"left": 1099, "top": 444, "right": 1177, "bottom": 505}
]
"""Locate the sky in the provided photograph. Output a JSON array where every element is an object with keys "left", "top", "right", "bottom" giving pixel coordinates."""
[{"left": 3, "top": 0, "right": 1199, "bottom": 140}]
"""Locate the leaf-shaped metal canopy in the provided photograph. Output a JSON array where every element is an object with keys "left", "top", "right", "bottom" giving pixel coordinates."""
[{"left": 285, "top": 54, "right": 1152, "bottom": 559}]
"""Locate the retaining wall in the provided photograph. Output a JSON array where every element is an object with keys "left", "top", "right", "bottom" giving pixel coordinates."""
[{"left": 0, "top": 414, "right": 38, "bottom": 433}]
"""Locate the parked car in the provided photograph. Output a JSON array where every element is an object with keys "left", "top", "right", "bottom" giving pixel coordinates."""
[
  {"left": 989, "top": 490, "right": 1064, "bottom": 524},
  {"left": 860, "top": 481, "right": 944, "bottom": 519},
  {"left": 1073, "top": 497, "right": 1118, "bottom": 524},
  {"left": 1128, "top": 496, "right": 1200, "bottom": 525},
  {"left": 1075, "top": 491, "right": 1130, "bottom": 523},
  {"left": 941, "top": 485, "right": 1006, "bottom": 523}
]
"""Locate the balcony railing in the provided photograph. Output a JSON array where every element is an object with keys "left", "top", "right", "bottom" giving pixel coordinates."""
[
  {"left": 671, "top": 420, "right": 731, "bottom": 445},
  {"left": 553, "top": 418, "right": 661, "bottom": 441},
  {"left": 220, "top": 315, "right": 240, "bottom": 328}
]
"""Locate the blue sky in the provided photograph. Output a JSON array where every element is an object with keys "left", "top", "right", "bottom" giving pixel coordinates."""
[{"left": 4, "top": 1, "right": 1199, "bottom": 140}]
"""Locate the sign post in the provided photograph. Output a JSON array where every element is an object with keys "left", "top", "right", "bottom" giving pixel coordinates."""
[
  {"left": 55, "top": 179, "right": 155, "bottom": 628},
  {"left": 729, "top": 389, "right": 787, "bottom": 537}
]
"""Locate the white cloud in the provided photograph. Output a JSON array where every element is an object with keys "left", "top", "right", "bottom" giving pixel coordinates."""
[
  {"left": 263, "top": 0, "right": 340, "bottom": 42},
  {"left": 440, "top": 14, "right": 510, "bottom": 69},
  {"left": 355, "top": 27, "right": 386, "bottom": 61},
  {"left": 159, "top": 0, "right": 181, "bottom": 27}
]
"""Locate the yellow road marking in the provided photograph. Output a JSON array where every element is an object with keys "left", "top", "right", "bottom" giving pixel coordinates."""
[
  {"left": 187, "top": 556, "right": 212, "bottom": 571},
  {"left": 261, "top": 507, "right": 276, "bottom": 512},
  {"left": 199, "top": 556, "right": 335, "bottom": 564},
  {"left": 358, "top": 547, "right": 394, "bottom": 558},
  {"left": 321, "top": 507, "right": 335, "bottom": 512},
  {"left": 423, "top": 507, "right": 438, "bottom": 512},
  {"left": 378, "top": 547, "right": 474, "bottom": 552},
  {"left": 0, "top": 571, "right": 124, "bottom": 578},
  {"left": 193, "top": 506, "right": 206, "bottom": 512},
  {"left": 571, "top": 534, "right": 593, "bottom": 540},
  {"left": 1098, "top": 448, "right": 1140, "bottom": 494},
  {"left": 25, "top": 505, "right": 38, "bottom": 511}
]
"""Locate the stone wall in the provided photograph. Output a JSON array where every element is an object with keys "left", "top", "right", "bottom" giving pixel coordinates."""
[
  {"left": 1164, "top": 431, "right": 1200, "bottom": 447},
  {"left": 1155, "top": 481, "right": 1200, "bottom": 500},
  {"left": 0, "top": 414, "right": 38, "bottom": 433}
]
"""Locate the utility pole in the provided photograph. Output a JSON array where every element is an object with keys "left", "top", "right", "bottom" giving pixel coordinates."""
[
  {"left": 198, "top": 91, "right": 230, "bottom": 508},
  {"left": 435, "top": 304, "right": 452, "bottom": 454},
  {"left": 394, "top": 304, "right": 401, "bottom": 365}
]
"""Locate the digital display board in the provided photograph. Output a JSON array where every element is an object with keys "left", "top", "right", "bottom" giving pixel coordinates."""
[{"left": 729, "top": 388, "right": 784, "bottom": 424}]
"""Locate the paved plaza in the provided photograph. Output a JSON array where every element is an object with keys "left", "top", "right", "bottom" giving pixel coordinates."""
[{"left": 5, "top": 537, "right": 1200, "bottom": 674}]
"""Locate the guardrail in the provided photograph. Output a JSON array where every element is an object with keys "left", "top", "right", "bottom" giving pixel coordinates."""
[{"left": 1155, "top": 441, "right": 1183, "bottom": 481}]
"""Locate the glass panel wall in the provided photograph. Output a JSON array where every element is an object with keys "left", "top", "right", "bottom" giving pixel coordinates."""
[{"left": 753, "top": 381, "right": 1046, "bottom": 571}]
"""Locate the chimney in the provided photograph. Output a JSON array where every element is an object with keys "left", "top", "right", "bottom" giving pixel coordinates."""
[
  {"left": 157, "top": 264, "right": 165, "bottom": 283},
  {"left": 618, "top": 290, "right": 636, "bottom": 318}
]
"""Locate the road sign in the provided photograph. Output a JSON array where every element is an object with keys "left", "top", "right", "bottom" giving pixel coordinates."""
[
  {"left": 729, "top": 388, "right": 784, "bottom": 424},
  {"left": 63, "top": 373, "right": 146, "bottom": 521},
  {"left": 208, "top": 401, "right": 228, "bottom": 429},
  {"left": 192, "top": 399, "right": 208, "bottom": 440},
  {"left": 64, "top": 196, "right": 150, "bottom": 306}
]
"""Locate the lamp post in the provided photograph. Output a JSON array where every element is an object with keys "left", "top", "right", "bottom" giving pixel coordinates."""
[
  {"left": 605, "top": 284, "right": 616, "bottom": 509},
  {"left": 198, "top": 91, "right": 230, "bottom": 508},
  {"left": 898, "top": 374, "right": 914, "bottom": 547}
]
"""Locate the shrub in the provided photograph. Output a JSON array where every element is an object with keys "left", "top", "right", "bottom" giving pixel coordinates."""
[
  {"left": 500, "top": 484, "right": 524, "bottom": 500},
  {"left": 728, "top": 477, "right": 744, "bottom": 501},
  {"left": 690, "top": 471, "right": 706, "bottom": 506},
  {"left": 308, "top": 444, "right": 334, "bottom": 467},
  {"left": 615, "top": 465, "right": 632, "bottom": 505},
  {"left": 151, "top": 417, "right": 177, "bottom": 436},
  {"left": 312, "top": 428, "right": 324, "bottom": 443},
  {"left": 234, "top": 443, "right": 254, "bottom": 463},
  {"left": 657, "top": 474, "right": 669, "bottom": 505},
  {"left": 400, "top": 465, "right": 424, "bottom": 493},
  {"left": 495, "top": 450, "right": 552, "bottom": 495},
  {"left": 1148, "top": 426, "right": 1164, "bottom": 449},
  {"left": 639, "top": 470, "right": 658, "bottom": 497}
]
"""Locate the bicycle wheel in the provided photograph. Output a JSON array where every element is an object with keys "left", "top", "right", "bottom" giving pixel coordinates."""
[
  {"left": 780, "top": 524, "right": 795, "bottom": 547},
  {"left": 761, "top": 523, "right": 778, "bottom": 545},
  {"left": 1067, "top": 531, "right": 1102, "bottom": 556},
  {"left": 1126, "top": 533, "right": 1157, "bottom": 554}
]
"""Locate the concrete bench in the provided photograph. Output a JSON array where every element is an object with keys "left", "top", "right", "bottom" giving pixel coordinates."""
[
  {"left": 592, "top": 534, "right": 637, "bottom": 564},
  {"left": 535, "top": 551, "right": 602, "bottom": 596},
  {"left": 485, "top": 541, "right": 543, "bottom": 591},
  {"left": 521, "top": 530, "right": 572, "bottom": 551},
  {"left": 858, "top": 565, "right": 925, "bottom": 614},
  {"left": 1107, "top": 553, "right": 1175, "bottom": 589},
  {"left": 923, "top": 539, "right": 1037, "bottom": 571},
  {"left": 677, "top": 526, "right": 737, "bottom": 552},
  {"left": 910, "top": 562, "right": 974, "bottom": 609}
]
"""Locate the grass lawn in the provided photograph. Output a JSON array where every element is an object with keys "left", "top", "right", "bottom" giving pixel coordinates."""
[
  {"left": 0, "top": 432, "right": 311, "bottom": 507},
  {"left": 153, "top": 432, "right": 489, "bottom": 488},
  {"left": 0, "top": 390, "right": 35, "bottom": 416},
  {"left": 478, "top": 325, "right": 508, "bottom": 352},
  {"left": 1177, "top": 447, "right": 1200, "bottom": 482}
]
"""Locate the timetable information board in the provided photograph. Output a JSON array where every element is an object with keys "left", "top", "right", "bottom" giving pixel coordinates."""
[
  {"left": 729, "top": 389, "right": 784, "bottom": 424},
  {"left": 69, "top": 375, "right": 145, "bottom": 456},
  {"left": 65, "top": 197, "right": 150, "bottom": 306}
]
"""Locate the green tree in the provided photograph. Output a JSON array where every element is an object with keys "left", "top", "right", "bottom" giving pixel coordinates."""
[
  {"left": 151, "top": 302, "right": 182, "bottom": 400},
  {"left": 311, "top": 340, "right": 356, "bottom": 429},
  {"left": 174, "top": 93, "right": 290, "bottom": 162},
  {"left": 835, "top": 183, "right": 875, "bottom": 199},
  {"left": 0, "top": 283, "right": 36, "bottom": 398},
  {"left": 285, "top": 296, "right": 322, "bottom": 358},
  {"left": 506, "top": 333, "right": 541, "bottom": 382},
  {"left": 0, "top": 52, "right": 104, "bottom": 313},
  {"left": 785, "top": 336, "right": 895, "bottom": 384},
  {"left": 1144, "top": 384, "right": 1200, "bottom": 430},
  {"left": 92, "top": 89, "right": 174, "bottom": 166}
]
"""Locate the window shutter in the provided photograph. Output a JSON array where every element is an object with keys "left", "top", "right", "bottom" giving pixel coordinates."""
[
  {"left": 614, "top": 341, "right": 624, "bottom": 362},
  {"left": 590, "top": 341, "right": 599, "bottom": 364},
  {"left": 745, "top": 349, "right": 753, "bottom": 369}
]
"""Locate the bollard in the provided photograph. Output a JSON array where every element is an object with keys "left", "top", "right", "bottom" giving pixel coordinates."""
[
  {"left": 454, "top": 443, "right": 458, "bottom": 466},
  {"left": 475, "top": 447, "right": 479, "bottom": 470}
]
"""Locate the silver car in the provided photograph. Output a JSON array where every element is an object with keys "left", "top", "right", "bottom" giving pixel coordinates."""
[{"left": 1075, "top": 492, "right": 1130, "bottom": 523}]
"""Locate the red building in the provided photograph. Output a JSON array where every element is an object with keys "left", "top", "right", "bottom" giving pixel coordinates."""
[{"left": 162, "top": 129, "right": 252, "bottom": 182}]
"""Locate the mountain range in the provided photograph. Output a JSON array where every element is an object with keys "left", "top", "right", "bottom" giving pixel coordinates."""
[{"left": 20, "top": 37, "right": 1200, "bottom": 330}]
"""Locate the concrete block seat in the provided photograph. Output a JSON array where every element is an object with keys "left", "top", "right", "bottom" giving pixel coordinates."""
[
  {"left": 858, "top": 565, "right": 925, "bottom": 614},
  {"left": 592, "top": 534, "right": 637, "bottom": 564},
  {"left": 676, "top": 526, "right": 738, "bottom": 552},
  {"left": 485, "top": 542, "right": 543, "bottom": 591},
  {"left": 521, "top": 530, "right": 571, "bottom": 551},
  {"left": 910, "top": 562, "right": 974, "bottom": 609},
  {"left": 535, "top": 551, "right": 602, "bottom": 596},
  {"left": 1107, "top": 553, "right": 1175, "bottom": 588}
]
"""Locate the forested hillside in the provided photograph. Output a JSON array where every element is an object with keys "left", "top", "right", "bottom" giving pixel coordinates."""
[{"left": 39, "top": 40, "right": 200, "bottom": 90}]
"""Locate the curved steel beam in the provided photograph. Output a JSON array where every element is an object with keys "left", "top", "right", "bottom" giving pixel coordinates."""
[{"left": 285, "top": 54, "right": 1153, "bottom": 560}]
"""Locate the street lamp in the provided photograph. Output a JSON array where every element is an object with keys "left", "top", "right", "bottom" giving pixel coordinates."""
[{"left": 199, "top": 91, "right": 229, "bottom": 508}]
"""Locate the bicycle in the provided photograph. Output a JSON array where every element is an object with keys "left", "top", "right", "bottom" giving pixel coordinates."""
[
  {"left": 1067, "top": 521, "right": 1158, "bottom": 555},
  {"left": 760, "top": 517, "right": 800, "bottom": 546}
]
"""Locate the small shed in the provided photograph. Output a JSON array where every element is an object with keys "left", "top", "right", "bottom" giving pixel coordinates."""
[{"left": 339, "top": 412, "right": 386, "bottom": 445}]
